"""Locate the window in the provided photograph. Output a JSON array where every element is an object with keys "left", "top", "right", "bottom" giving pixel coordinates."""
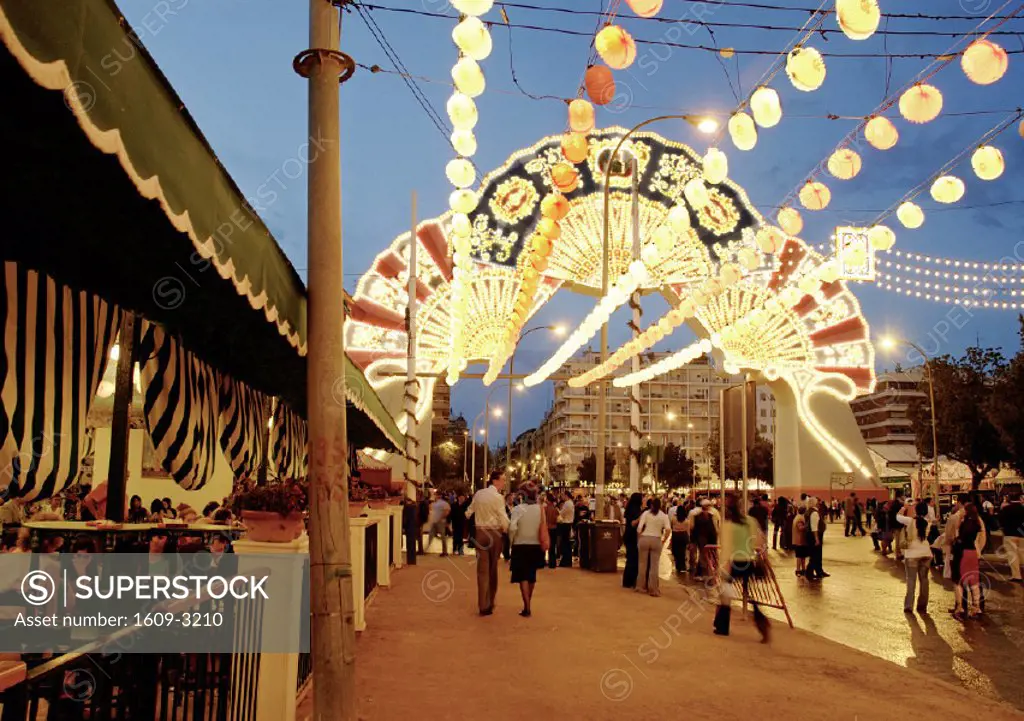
[{"left": 760, "top": 409, "right": 767, "bottom": 417}]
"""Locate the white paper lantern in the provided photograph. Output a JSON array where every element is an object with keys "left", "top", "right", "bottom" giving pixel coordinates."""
[
  {"left": 451, "top": 212, "right": 472, "bottom": 238},
  {"left": 818, "top": 261, "right": 841, "bottom": 284},
  {"left": 728, "top": 112, "right": 758, "bottom": 151},
  {"left": 777, "top": 207, "right": 803, "bottom": 236},
  {"left": 799, "top": 181, "right": 831, "bottom": 211},
  {"left": 451, "top": 129, "right": 477, "bottom": 156},
  {"left": 864, "top": 116, "right": 899, "bottom": 150},
  {"left": 684, "top": 178, "right": 709, "bottom": 209},
  {"left": 446, "top": 158, "right": 475, "bottom": 189},
  {"left": 755, "top": 226, "right": 785, "bottom": 254},
  {"left": 750, "top": 86, "right": 782, "bottom": 128},
  {"left": 827, "top": 148, "right": 862, "bottom": 180},
  {"left": 961, "top": 39, "right": 1009, "bottom": 86},
  {"left": 595, "top": 25, "right": 637, "bottom": 70},
  {"left": 449, "top": 189, "right": 478, "bottom": 214},
  {"left": 668, "top": 204, "right": 691, "bottom": 233},
  {"left": 702, "top": 148, "right": 729, "bottom": 185},
  {"left": 447, "top": 92, "right": 478, "bottom": 131},
  {"left": 452, "top": 0, "right": 493, "bottom": 16},
  {"left": 868, "top": 225, "right": 896, "bottom": 251},
  {"left": 653, "top": 226, "right": 675, "bottom": 254},
  {"left": 451, "top": 57, "right": 485, "bottom": 98},
  {"left": 626, "top": 0, "right": 663, "bottom": 17},
  {"left": 836, "top": 0, "right": 881, "bottom": 41},
  {"left": 719, "top": 263, "right": 742, "bottom": 286},
  {"left": 896, "top": 201, "right": 924, "bottom": 229},
  {"left": 786, "top": 47, "right": 826, "bottom": 92},
  {"left": 452, "top": 16, "right": 493, "bottom": 61},
  {"left": 930, "top": 175, "right": 965, "bottom": 204},
  {"left": 899, "top": 84, "right": 943, "bottom": 124},
  {"left": 737, "top": 247, "right": 760, "bottom": 270},
  {"left": 568, "top": 98, "right": 595, "bottom": 133},
  {"left": 971, "top": 145, "right": 1005, "bottom": 180}
]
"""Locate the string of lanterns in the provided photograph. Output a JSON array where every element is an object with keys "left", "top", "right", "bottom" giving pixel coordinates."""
[
  {"left": 445, "top": 0, "right": 494, "bottom": 385},
  {"left": 611, "top": 339, "right": 714, "bottom": 387}
]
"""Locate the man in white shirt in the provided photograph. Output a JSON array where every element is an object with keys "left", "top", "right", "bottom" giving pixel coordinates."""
[
  {"left": 557, "top": 492, "right": 575, "bottom": 567},
  {"left": 467, "top": 470, "right": 510, "bottom": 615}
]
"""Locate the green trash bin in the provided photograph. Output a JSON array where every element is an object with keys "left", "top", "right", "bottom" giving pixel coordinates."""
[{"left": 589, "top": 520, "right": 622, "bottom": 573}]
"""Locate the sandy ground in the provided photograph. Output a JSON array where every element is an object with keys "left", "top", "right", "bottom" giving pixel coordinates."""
[{"left": 302, "top": 552, "right": 1024, "bottom": 721}]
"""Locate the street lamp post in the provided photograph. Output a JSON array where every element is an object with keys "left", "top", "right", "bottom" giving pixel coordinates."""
[
  {"left": 462, "top": 429, "right": 469, "bottom": 484},
  {"left": 507, "top": 325, "right": 565, "bottom": 470},
  {"left": 881, "top": 336, "right": 941, "bottom": 510},
  {"left": 596, "top": 114, "right": 718, "bottom": 520}
]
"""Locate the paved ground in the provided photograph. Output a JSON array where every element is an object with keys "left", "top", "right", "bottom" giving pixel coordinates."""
[{"left": 315, "top": 534, "right": 1024, "bottom": 721}]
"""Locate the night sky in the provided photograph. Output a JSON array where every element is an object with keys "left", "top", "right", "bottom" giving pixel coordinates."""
[{"left": 124, "top": 0, "right": 1024, "bottom": 443}]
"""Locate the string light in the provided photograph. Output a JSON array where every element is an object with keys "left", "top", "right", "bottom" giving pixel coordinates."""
[{"left": 612, "top": 339, "right": 714, "bottom": 387}]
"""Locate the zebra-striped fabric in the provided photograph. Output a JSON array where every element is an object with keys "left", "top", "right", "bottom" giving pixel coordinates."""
[
  {"left": 137, "top": 321, "right": 219, "bottom": 491},
  {"left": 271, "top": 402, "right": 308, "bottom": 479},
  {"left": 219, "top": 375, "right": 268, "bottom": 481},
  {"left": 0, "top": 262, "right": 121, "bottom": 500}
]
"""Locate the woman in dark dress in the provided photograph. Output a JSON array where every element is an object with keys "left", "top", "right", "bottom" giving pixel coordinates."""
[
  {"left": 622, "top": 493, "right": 644, "bottom": 589},
  {"left": 450, "top": 494, "right": 468, "bottom": 556}
]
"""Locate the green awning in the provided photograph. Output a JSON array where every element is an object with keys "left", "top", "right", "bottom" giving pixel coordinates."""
[{"left": 0, "top": 0, "right": 403, "bottom": 451}]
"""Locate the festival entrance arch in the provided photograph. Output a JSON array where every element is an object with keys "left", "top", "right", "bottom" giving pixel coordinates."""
[{"left": 346, "top": 128, "right": 881, "bottom": 500}]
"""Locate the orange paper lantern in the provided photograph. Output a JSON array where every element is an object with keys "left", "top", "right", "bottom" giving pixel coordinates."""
[
  {"left": 568, "top": 98, "right": 595, "bottom": 133},
  {"left": 584, "top": 65, "right": 616, "bottom": 106},
  {"left": 531, "top": 234, "right": 553, "bottom": 257},
  {"left": 626, "top": 0, "right": 663, "bottom": 17},
  {"left": 864, "top": 116, "right": 898, "bottom": 150},
  {"left": 595, "top": 25, "right": 637, "bottom": 70},
  {"left": 777, "top": 207, "right": 803, "bottom": 236},
  {"left": 531, "top": 254, "right": 549, "bottom": 273},
  {"left": 537, "top": 217, "right": 561, "bottom": 241},
  {"left": 561, "top": 133, "right": 589, "bottom": 164},
  {"left": 961, "top": 39, "right": 1008, "bottom": 85},
  {"left": 899, "top": 84, "right": 943, "bottom": 124},
  {"left": 551, "top": 163, "right": 580, "bottom": 193},
  {"left": 799, "top": 181, "right": 831, "bottom": 211},
  {"left": 541, "top": 193, "right": 571, "bottom": 221}
]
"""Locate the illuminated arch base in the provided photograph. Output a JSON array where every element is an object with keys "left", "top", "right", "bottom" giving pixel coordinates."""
[{"left": 347, "top": 128, "right": 883, "bottom": 498}]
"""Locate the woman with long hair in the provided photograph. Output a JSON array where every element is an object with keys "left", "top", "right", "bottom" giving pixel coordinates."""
[
  {"left": 714, "top": 494, "right": 770, "bottom": 642},
  {"left": 896, "top": 500, "right": 932, "bottom": 614},
  {"left": 636, "top": 498, "right": 671, "bottom": 596},
  {"left": 954, "top": 503, "right": 985, "bottom": 619},
  {"left": 622, "top": 492, "right": 644, "bottom": 589},
  {"left": 669, "top": 503, "right": 690, "bottom": 574}
]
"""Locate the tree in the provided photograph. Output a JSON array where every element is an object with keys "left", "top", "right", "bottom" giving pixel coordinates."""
[
  {"left": 429, "top": 439, "right": 461, "bottom": 483},
  {"left": 909, "top": 346, "right": 1009, "bottom": 490},
  {"left": 706, "top": 427, "right": 773, "bottom": 483},
  {"left": 658, "top": 443, "right": 699, "bottom": 489},
  {"left": 576, "top": 451, "right": 616, "bottom": 486},
  {"left": 990, "top": 316, "right": 1024, "bottom": 476},
  {"left": 706, "top": 425, "right": 741, "bottom": 480}
]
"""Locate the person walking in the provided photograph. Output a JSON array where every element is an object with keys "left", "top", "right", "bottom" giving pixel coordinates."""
[
  {"left": 770, "top": 496, "right": 787, "bottom": 551},
  {"left": 691, "top": 499, "right": 718, "bottom": 580},
  {"left": 998, "top": 493, "right": 1024, "bottom": 583},
  {"left": 543, "top": 492, "right": 560, "bottom": 569},
  {"left": 509, "top": 483, "right": 549, "bottom": 617},
  {"left": 622, "top": 492, "right": 644, "bottom": 589},
  {"left": 749, "top": 495, "right": 769, "bottom": 537},
  {"left": 793, "top": 504, "right": 809, "bottom": 577},
  {"left": 669, "top": 504, "right": 690, "bottom": 574},
  {"left": 897, "top": 500, "right": 932, "bottom": 614},
  {"left": 636, "top": 498, "right": 671, "bottom": 596},
  {"left": 713, "top": 493, "right": 770, "bottom": 642},
  {"left": 851, "top": 495, "right": 866, "bottom": 537},
  {"left": 557, "top": 492, "right": 575, "bottom": 568},
  {"left": 805, "top": 501, "right": 830, "bottom": 580},
  {"left": 426, "top": 493, "right": 451, "bottom": 556},
  {"left": 844, "top": 493, "right": 856, "bottom": 536},
  {"left": 953, "top": 503, "right": 986, "bottom": 620},
  {"left": 450, "top": 493, "right": 469, "bottom": 556},
  {"left": 467, "top": 470, "right": 510, "bottom": 616}
]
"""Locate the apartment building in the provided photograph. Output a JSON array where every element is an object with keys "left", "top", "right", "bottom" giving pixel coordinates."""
[
  {"left": 535, "top": 350, "right": 774, "bottom": 483},
  {"left": 850, "top": 369, "right": 926, "bottom": 446}
]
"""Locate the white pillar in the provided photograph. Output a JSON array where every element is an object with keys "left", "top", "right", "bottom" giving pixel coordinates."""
[
  {"left": 365, "top": 508, "right": 393, "bottom": 587},
  {"left": 232, "top": 534, "right": 309, "bottom": 721},
  {"left": 348, "top": 517, "right": 374, "bottom": 631},
  {"left": 388, "top": 504, "right": 404, "bottom": 570}
]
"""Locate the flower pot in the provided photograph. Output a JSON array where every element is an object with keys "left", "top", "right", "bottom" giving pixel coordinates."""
[{"left": 241, "top": 510, "right": 304, "bottom": 543}]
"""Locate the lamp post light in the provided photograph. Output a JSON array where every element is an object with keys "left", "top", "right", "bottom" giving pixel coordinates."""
[
  {"left": 462, "top": 429, "right": 469, "bottom": 484},
  {"left": 485, "top": 405, "right": 503, "bottom": 481},
  {"left": 596, "top": 114, "right": 718, "bottom": 520},
  {"left": 506, "top": 324, "right": 566, "bottom": 469},
  {"left": 881, "top": 336, "right": 940, "bottom": 509}
]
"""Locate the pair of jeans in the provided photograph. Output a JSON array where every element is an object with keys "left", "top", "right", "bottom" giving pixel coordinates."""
[
  {"left": 904, "top": 556, "right": 930, "bottom": 611},
  {"left": 637, "top": 536, "right": 662, "bottom": 594}
]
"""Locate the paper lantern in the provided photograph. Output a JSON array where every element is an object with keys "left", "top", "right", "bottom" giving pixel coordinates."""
[
  {"left": 719, "top": 263, "right": 742, "bottom": 286},
  {"left": 728, "top": 112, "right": 757, "bottom": 151},
  {"left": 452, "top": 0, "right": 493, "bottom": 15},
  {"left": 449, "top": 189, "right": 478, "bottom": 214},
  {"left": 657, "top": 317, "right": 673, "bottom": 335},
  {"left": 531, "top": 235, "right": 553, "bottom": 257},
  {"left": 541, "top": 193, "right": 570, "bottom": 220},
  {"left": 453, "top": 235, "right": 471, "bottom": 256},
  {"left": 446, "top": 158, "right": 475, "bottom": 188},
  {"left": 452, "top": 16, "right": 493, "bottom": 61},
  {"left": 447, "top": 93, "right": 478, "bottom": 131},
  {"left": 451, "top": 213, "right": 472, "bottom": 238},
  {"left": 551, "top": 163, "right": 580, "bottom": 193},
  {"left": 595, "top": 25, "right": 636, "bottom": 70},
  {"left": 777, "top": 207, "right": 803, "bottom": 236},
  {"left": 737, "top": 247, "right": 760, "bottom": 271},
  {"left": 452, "top": 57, "right": 485, "bottom": 98},
  {"left": 786, "top": 47, "right": 826, "bottom": 92},
  {"left": 668, "top": 205, "right": 691, "bottom": 233},
  {"left": 868, "top": 225, "right": 896, "bottom": 251},
  {"left": 972, "top": 145, "right": 1005, "bottom": 180},
  {"left": 818, "top": 261, "right": 841, "bottom": 284},
  {"left": 684, "top": 178, "right": 709, "bottom": 209},
  {"left": 864, "top": 116, "right": 898, "bottom": 150},
  {"left": 836, "top": 0, "right": 880, "bottom": 41},
  {"left": 451, "top": 129, "right": 477, "bottom": 157},
  {"left": 585, "top": 65, "right": 616, "bottom": 106},
  {"left": 755, "top": 226, "right": 785, "bottom": 254},
  {"left": 896, "top": 202, "right": 924, "bottom": 229},
  {"left": 531, "top": 254, "right": 549, "bottom": 273},
  {"left": 702, "top": 148, "right": 729, "bottom": 185},
  {"left": 899, "top": 84, "right": 943, "bottom": 124},
  {"left": 961, "top": 39, "right": 1008, "bottom": 85},
  {"left": 1020, "top": 119, "right": 1024, "bottom": 139},
  {"left": 798, "top": 181, "right": 831, "bottom": 211},
  {"left": 568, "top": 99, "right": 595, "bottom": 133},
  {"left": 626, "top": 0, "right": 663, "bottom": 17},
  {"left": 653, "top": 226, "right": 675, "bottom": 254},
  {"left": 720, "top": 48, "right": 735, "bottom": 59},
  {"left": 537, "top": 217, "right": 561, "bottom": 240},
  {"left": 931, "top": 175, "right": 964, "bottom": 204},
  {"left": 827, "top": 148, "right": 862, "bottom": 180},
  {"left": 561, "top": 133, "right": 589, "bottom": 163},
  {"left": 750, "top": 86, "right": 782, "bottom": 128}
]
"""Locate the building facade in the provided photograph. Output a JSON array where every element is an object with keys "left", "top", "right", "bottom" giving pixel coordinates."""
[
  {"left": 535, "top": 350, "right": 774, "bottom": 484},
  {"left": 850, "top": 369, "right": 926, "bottom": 446}
]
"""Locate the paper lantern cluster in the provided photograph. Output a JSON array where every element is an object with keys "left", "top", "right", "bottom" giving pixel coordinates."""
[{"left": 446, "top": 5, "right": 494, "bottom": 384}]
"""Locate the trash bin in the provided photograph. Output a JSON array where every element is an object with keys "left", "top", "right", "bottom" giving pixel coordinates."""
[
  {"left": 589, "top": 520, "right": 622, "bottom": 573},
  {"left": 577, "top": 521, "right": 593, "bottom": 569}
]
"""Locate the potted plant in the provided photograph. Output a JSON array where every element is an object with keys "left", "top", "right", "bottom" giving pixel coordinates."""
[{"left": 232, "top": 478, "right": 307, "bottom": 543}]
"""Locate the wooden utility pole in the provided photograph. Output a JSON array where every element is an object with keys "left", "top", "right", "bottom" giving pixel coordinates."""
[{"left": 296, "top": 1, "right": 357, "bottom": 718}]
